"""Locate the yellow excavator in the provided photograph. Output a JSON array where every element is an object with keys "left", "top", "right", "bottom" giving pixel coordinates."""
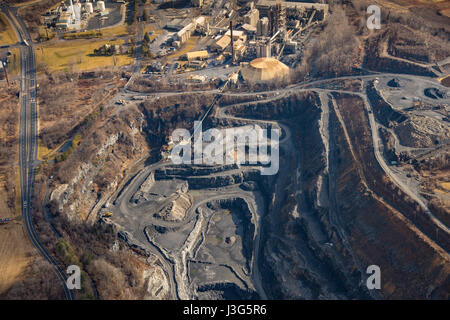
[{"left": 102, "top": 212, "right": 113, "bottom": 218}]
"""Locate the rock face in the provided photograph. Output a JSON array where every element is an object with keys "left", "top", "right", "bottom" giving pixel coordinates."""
[
  {"left": 50, "top": 107, "right": 148, "bottom": 222},
  {"left": 156, "top": 193, "right": 192, "bottom": 221},
  {"left": 48, "top": 90, "right": 449, "bottom": 300},
  {"left": 366, "top": 83, "right": 407, "bottom": 127},
  {"left": 395, "top": 116, "right": 450, "bottom": 148},
  {"left": 225, "top": 91, "right": 449, "bottom": 299},
  {"left": 143, "top": 264, "right": 170, "bottom": 300}
]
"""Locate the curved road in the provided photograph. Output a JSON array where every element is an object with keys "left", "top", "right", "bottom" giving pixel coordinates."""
[{"left": 1, "top": 3, "right": 74, "bottom": 300}]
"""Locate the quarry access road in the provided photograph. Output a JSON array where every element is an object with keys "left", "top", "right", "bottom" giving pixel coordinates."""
[
  {"left": 112, "top": 162, "right": 268, "bottom": 299},
  {"left": 112, "top": 70, "right": 449, "bottom": 298},
  {"left": 109, "top": 161, "right": 179, "bottom": 299},
  {"left": 109, "top": 87, "right": 304, "bottom": 299},
  {"left": 325, "top": 85, "right": 450, "bottom": 241},
  {"left": 122, "top": 71, "right": 445, "bottom": 109},
  {"left": 124, "top": 2, "right": 144, "bottom": 91},
  {"left": 360, "top": 83, "right": 450, "bottom": 236},
  {"left": 218, "top": 80, "right": 450, "bottom": 233},
  {"left": 107, "top": 56, "right": 450, "bottom": 298},
  {"left": 114, "top": 167, "right": 268, "bottom": 299}
]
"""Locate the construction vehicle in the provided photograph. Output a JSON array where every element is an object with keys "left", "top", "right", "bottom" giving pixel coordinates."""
[
  {"left": 102, "top": 212, "right": 113, "bottom": 218},
  {"left": 0, "top": 218, "right": 12, "bottom": 225}
]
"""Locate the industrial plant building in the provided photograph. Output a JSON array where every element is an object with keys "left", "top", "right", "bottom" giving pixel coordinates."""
[
  {"left": 45, "top": 0, "right": 111, "bottom": 31},
  {"left": 167, "top": 16, "right": 209, "bottom": 45},
  {"left": 55, "top": 0, "right": 81, "bottom": 30}
]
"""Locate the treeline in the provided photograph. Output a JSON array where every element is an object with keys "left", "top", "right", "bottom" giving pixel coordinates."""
[
  {"left": 54, "top": 134, "right": 82, "bottom": 163},
  {"left": 295, "top": 6, "right": 360, "bottom": 79},
  {"left": 63, "top": 31, "right": 102, "bottom": 40},
  {"left": 5, "top": 258, "right": 66, "bottom": 300},
  {"left": 52, "top": 218, "right": 148, "bottom": 300},
  {"left": 141, "top": 32, "right": 154, "bottom": 58},
  {"left": 129, "top": 76, "right": 223, "bottom": 93},
  {"left": 37, "top": 70, "right": 117, "bottom": 150},
  {"left": 30, "top": 159, "right": 149, "bottom": 299},
  {"left": 18, "top": 0, "right": 61, "bottom": 34},
  {"left": 0, "top": 83, "right": 19, "bottom": 214},
  {"left": 126, "top": 0, "right": 137, "bottom": 25}
]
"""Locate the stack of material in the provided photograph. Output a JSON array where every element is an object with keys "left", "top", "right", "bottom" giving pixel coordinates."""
[{"left": 241, "top": 57, "right": 290, "bottom": 82}]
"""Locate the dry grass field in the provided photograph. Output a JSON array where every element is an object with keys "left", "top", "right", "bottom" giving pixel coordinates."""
[
  {"left": 36, "top": 39, "right": 134, "bottom": 72},
  {"left": 0, "top": 13, "right": 18, "bottom": 46},
  {"left": 376, "top": 0, "right": 450, "bottom": 17},
  {"left": 0, "top": 83, "right": 34, "bottom": 296},
  {"left": 0, "top": 207, "right": 34, "bottom": 295}
]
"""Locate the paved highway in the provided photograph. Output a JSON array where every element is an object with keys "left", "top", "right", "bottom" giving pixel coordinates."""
[
  {"left": 124, "top": 2, "right": 144, "bottom": 91},
  {"left": 1, "top": 4, "right": 75, "bottom": 300}
]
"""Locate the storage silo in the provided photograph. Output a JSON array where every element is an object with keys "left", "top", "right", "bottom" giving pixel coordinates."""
[
  {"left": 257, "top": 17, "right": 269, "bottom": 37},
  {"left": 97, "top": 1, "right": 105, "bottom": 12},
  {"left": 85, "top": 2, "right": 94, "bottom": 14}
]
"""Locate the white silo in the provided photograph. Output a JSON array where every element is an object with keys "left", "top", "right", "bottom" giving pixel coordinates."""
[
  {"left": 85, "top": 2, "right": 93, "bottom": 14},
  {"left": 75, "top": 6, "right": 81, "bottom": 20},
  {"left": 97, "top": 1, "right": 105, "bottom": 12}
]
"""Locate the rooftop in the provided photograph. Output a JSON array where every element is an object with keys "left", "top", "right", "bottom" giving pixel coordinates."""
[{"left": 256, "top": 0, "right": 328, "bottom": 10}]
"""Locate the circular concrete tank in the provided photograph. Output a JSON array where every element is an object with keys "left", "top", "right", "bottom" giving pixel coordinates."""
[
  {"left": 97, "top": 1, "right": 105, "bottom": 12},
  {"left": 85, "top": 2, "right": 93, "bottom": 14}
]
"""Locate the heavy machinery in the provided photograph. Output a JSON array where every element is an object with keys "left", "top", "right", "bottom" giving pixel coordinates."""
[
  {"left": 0, "top": 218, "right": 12, "bottom": 225},
  {"left": 102, "top": 212, "right": 113, "bottom": 218}
]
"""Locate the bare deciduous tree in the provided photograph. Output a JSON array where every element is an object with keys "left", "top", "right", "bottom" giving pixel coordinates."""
[{"left": 297, "top": 7, "right": 360, "bottom": 79}]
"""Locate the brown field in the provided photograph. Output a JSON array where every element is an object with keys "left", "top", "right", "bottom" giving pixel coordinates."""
[
  {"left": 0, "top": 209, "right": 34, "bottom": 295},
  {"left": 0, "top": 83, "right": 34, "bottom": 296},
  {"left": 376, "top": 0, "right": 450, "bottom": 17},
  {"left": 379, "top": 0, "right": 449, "bottom": 8},
  {"left": 37, "top": 71, "right": 124, "bottom": 150},
  {"left": 36, "top": 39, "right": 133, "bottom": 73},
  {"left": 0, "top": 13, "right": 18, "bottom": 46},
  {"left": 441, "top": 75, "right": 450, "bottom": 87}
]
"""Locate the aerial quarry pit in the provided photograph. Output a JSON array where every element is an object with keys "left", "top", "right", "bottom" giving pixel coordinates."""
[
  {"left": 94, "top": 72, "right": 450, "bottom": 300},
  {"left": 0, "top": 0, "right": 449, "bottom": 303}
]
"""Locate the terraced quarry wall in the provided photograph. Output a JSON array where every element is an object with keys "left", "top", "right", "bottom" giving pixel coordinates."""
[
  {"left": 330, "top": 93, "right": 449, "bottom": 298},
  {"left": 42, "top": 86, "right": 449, "bottom": 300},
  {"left": 228, "top": 91, "right": 449, "bottom": 299},
  {"left": 364, "top": 31, "right": 437, "bottom": 77}
]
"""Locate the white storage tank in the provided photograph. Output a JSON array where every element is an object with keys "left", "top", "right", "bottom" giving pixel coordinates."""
[
  {"left": 85, "top": 2, "right": 93, "bottom": 14},
  {"left": 97, "top": 1, "right": 105, "bottom": 12}
]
